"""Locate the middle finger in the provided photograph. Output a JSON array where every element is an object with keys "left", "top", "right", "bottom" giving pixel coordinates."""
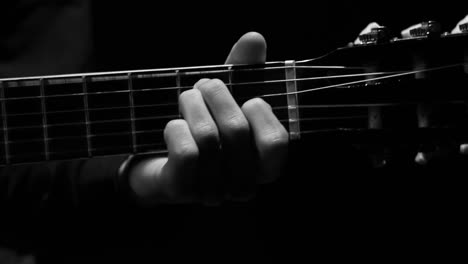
[{"left": 195, "top": 78, "right": 257, "bottom": 201}]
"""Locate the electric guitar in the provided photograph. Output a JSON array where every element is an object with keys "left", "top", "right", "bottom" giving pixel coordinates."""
[{"left": 1, "top": 20, "right": 467, "bottom": 166}]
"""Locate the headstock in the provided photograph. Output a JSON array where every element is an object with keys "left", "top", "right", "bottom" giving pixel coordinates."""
[{"left": 294, "top": 17, "right": 468, "bottom": 168}]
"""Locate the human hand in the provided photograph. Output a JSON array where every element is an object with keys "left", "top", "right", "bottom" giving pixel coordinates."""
[{"left": 127, "top": 32, "right": 289, "bottom": 205}]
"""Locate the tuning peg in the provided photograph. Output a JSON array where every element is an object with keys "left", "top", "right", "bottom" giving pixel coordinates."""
[
  {"left": 357, "top": 26, "right": 390, "bottom": 45},
  {"left": 410, "top": 21, "right": 441, "bottom": 37},
  {"left": 401, "top": 21, "right": 441, "bottom": 38},
  {"left": 460, "top": 22, "right": 468, "bottom": 33},
  {"left": 450, "top": 14, "right": 468, "bottom": 34}
]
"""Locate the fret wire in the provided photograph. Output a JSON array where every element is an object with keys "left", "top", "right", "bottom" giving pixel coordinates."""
[
  {"left": 227, "top": 65, "right": 233, "bottom": 94},
  {"left": 285, "top": 60, "right": 300, "bottom": 141},
  {"left": 128, "top": 73, "right": 137, "bottom": 153},
  {"left": 0, "top": 81, "right": 10, "bottom": 164},
  {"left": 82, "top": 76, "right": 92, "bottom": 157},
  {"left": 40, "top": 79, "right": 50, "bottom": 160},
  {"left": 176, "top": 70, "right": 182, "bottom": 118}
]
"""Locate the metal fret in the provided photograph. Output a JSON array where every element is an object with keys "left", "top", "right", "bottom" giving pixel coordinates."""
[
  {"left": 0, "top": 81, "right": 10, "bottom": 164},
  {"left": 227, "top": 65, "right": 233, "bottom": 93},
  {"left": 128, "top": 73, "right": 137, "bottom": 153},
  {"left": 175, "top": 70, "right": 182, "bottom": 118},
  {"left": 39, "top": 79, "right": 50, "bottom": 160},
  {"left": 82, "top": 76, "right": 92, "bottom": 157},
  {"left": 285, "top": 60, "right": 300, "bottom": 141},
  {"left": 0, "top": 62, "right": 289, "bottom": 165}
]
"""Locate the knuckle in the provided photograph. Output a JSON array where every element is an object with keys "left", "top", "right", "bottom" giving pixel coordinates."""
[
  {"left": 164, "top": 119, "right": 199, "bottom": 162},
  {"left": 178, "top": 89, "right": 201, "bottom": 114},
  {"left": 179, "top": 89, "right": 200, "bottom": 103},
  {"left": 194, "top": 78, "right": 211, "bottom": 88},
  {"left": 259, "top": 127, "right": 289, "bottom": 152},
  {"left": 164, "top": 119, "right": 186, "bottom": 135},
  {"left": 241, "top": 97, "right": 268, "bottom": 112},
  {"left": 174, "top": 143, "right": 199, "bottom": 162},
  {"left": 193, "top": 122, "right": 219, "bottom": 143},
  {"left": 198, "top": 78, "right": 226, "bottom": 97},
  {"left": 209, "top": 78, "right": 225, "bottom": 87},
  {"left": 224, "top": 115, "right": 250, "bottom": 137}
]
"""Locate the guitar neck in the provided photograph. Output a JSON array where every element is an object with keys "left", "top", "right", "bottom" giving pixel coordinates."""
[
  {"left": 2, "top": 31, "right": 468, "bottom": 166},
  {"left": 0, "top": 61, "right": 301, "bottom": 165}
]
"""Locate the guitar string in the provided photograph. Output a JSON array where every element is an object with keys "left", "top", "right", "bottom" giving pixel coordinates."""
[
  {"left": 260, "top": 62, "right": 468, "bottom": 97},
  {"left": 1, "top": 63, "right": 466, "bottom": 163},
  {"left": 0, "top": 70, "right": 405, "bottom": 123},
  {"left": 0, "top": 64, "right": 371, "bottom": 85},
  {"left": 2, "top": 126, "right": 463, "bottom": 162},
  {"left": 0, "top": 62, "right": 464, "bottom": 162},
  {"left": 0, "top": 60, "right": 464, "bottom": 115},
  {"left": 0, "top": 64, "right": 464, "bottom": 134},
  {"left": 0, "top": 101, "right": 397, "bottom": 134},
  {"left": 2, "top": 101, "right": 466, "bottom": 148},
  {"left": 0, "top": 115, "right": 369, "bottom": 145},
  {"left": 0, "top": 101, "right": 424, "bottom": 133},
  {"left": 4, "top": 123, "right": 464, "bottom": 166},
  {"left": 0, "top": 71, "right": 401, "bottom": 103},
  {"left": 0, "top": 101, "right": 432, "bottom": 119},
  {"left": 2, "top": 106, "right": 464, "bottom": 147},
  {"left": 2, "top": 143, "right": 168, "bottom": 160}
]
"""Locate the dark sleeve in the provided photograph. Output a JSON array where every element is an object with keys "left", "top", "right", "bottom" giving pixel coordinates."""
[
  {"left": 0, "top": 0, "right": 93, "bottom": 78},
  {"left": 0, "top": 155, "right": 131, "bottom": 212}
]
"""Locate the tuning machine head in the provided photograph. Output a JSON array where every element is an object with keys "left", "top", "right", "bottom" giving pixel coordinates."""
[
  {"left": 460, "top": 22, "right": 468, "bottom": 33},
  {"left": 357, "top": 26, "right": 391, "bottom": 45},
  {"left": 404, "top": 21, "right": 442, "bottom": 38}
]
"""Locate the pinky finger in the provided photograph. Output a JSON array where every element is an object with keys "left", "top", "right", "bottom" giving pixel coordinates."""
[
  {"left": 160, "top": 119, "right": 200, "bottom": 203},
  {"left": 129, "top": 120, "right": 200, "bottom": 204},
  {"left": 242, "top": 98, "right": 289, "bottom": 184}
]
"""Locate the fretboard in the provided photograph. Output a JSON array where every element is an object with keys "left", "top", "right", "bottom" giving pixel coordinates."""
[
  {"left": 5, "top": 56, "right": 460, "bottom": 166},
  {"left": 0, "top": 62, "right": 304, "bottom": 165}
]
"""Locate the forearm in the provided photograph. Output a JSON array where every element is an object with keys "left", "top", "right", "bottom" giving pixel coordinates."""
[{"left": 0, "top": 155, "right": 130, "bottom": 212}]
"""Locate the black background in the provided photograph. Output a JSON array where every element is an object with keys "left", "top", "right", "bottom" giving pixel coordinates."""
[{"left": 92, "top": 2, "right": 467, "bottom": 70}]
